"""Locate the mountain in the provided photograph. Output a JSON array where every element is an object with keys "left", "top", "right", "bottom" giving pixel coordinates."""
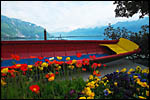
[
  {"left": 1, "top": 15, "right": 53, "bottom": 40},
  {"left": 1, "top": 15, "right": 149, "bottom": 40},
  {"left": 52, "top": 17, "right": 149, "bottom": 40},
  {"left": 112, "top": 17, "right": 149, "bottom": 32}
]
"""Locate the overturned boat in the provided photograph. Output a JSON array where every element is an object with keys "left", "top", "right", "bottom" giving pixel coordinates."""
[{"left": 1, "top": 38, "right": 140, "bottom": 68}]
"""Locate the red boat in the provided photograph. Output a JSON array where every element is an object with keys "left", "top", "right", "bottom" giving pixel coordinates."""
[{"left": 1, "top": 38, "right": 140, "bottom": 68}]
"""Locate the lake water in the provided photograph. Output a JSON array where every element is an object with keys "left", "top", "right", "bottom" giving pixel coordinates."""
[
  {"left": 47, "top": 36, "right": 107, "bottom": 40},
  {"left": 1, "top": 36, "right": 107, "bottom": 41}
]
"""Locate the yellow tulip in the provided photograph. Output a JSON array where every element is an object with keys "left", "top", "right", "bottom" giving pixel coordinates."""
[
  {"left": 68, "top": 65, "right": 74, "bottom": 69},
  {"left": 41, "top": 62, "right": 48, "bottom": 67},
  {"left": 58, "top": 66, "right": 61, "bottom": 69},
  {"left": 72, "top": 59, "right": 77, "bottom": 64},
  {"left": 1, "top": 68, "right": 8, "bottom": 74},
  {"left": 66, "top": 57, "right": 70, "bottom": 61},
  {"left": 28, "top": 65, "right": 33, "bottom": 69},
  {"left": 79, "top": 97, "right": 86, "bottom": 99},
  {"left": 57, "top": 56, "right": 62, "bottom": 60},
  {"left": 38, "top": 66, "right": 43, "bottom": 71},
  {"left": 56, "top": 64, "right": 59, "bottom": 67},
  {"left": 87, "top": 97, "right": 94, "bottom": 99},
  {"left": 16, "top": 64, "right": 21, "bottom": 67},
  {"left": 1, "top": 79, "right": 7, "bottom": 86},
  {"left": 48, "top": 76, "right": 55, "bottom": 81}
]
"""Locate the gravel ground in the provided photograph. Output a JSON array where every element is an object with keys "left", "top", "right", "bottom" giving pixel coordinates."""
[{"left": 77, "top": 58, "right": 149, "bottom": 81}]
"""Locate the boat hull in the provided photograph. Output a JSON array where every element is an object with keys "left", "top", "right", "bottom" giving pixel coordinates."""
[{"left": 1, "top": 39, "right": 140, "bottom": 68}]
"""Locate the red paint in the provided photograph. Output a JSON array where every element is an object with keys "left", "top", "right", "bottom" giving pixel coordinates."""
[
  {"left": 1, "top": 39, "right": 140, "bottom": 69},
  {"left": 1, "top": 40, "right": 118, "bottom": 60}
]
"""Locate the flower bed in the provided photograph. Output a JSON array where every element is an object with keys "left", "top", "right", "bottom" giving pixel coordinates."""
[
  {"left": 1, "top": 54, "right": 149, "bottom": 99},
  {"left": 79, "top": 66, "right": 149, "bottom": 99}
]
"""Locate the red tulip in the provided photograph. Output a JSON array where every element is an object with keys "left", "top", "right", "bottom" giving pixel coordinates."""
[
  {"left": 55, "top": 71, "right": 59, "bottom": 75},
  {"left": 103, "top": 64, "right": 107, "bottom": 67},
  {"left": 93, "top": 70, "right": 101, "bottom": 76},
  {"left": 30, "top": 56, "right": 36, "bottom": 58},
  {"left": 11, "top": 54, "right": 20, "bottom": 61},
  {"left": 29, "top": 85, "right": 40, "bottom": 94},
  {"left": 76, "top": 53, "right": 82, "bottom": 58},
  {"left": 45, "top": 59, "right": 49, "bottom": 62},
  {"left": 91, "top": 63, "right": 98, "bottom": 69},
  {"left": 38, "top": 56, "right": 43, "bottom": 60},
  {"left": 82, "top": 68, "right": 87, "bottom": 71},
  {"left": 82, "top": 58, "right": 89, "bottom": 66},
  {"left": 76, "top": 61, "right": 82, "bottom": 68},
  {"left": 89, "top": 55, "right": 96, "bottom": 60},
  {"left": 98, "top": 63, "right": 102, "bottom": 67}
]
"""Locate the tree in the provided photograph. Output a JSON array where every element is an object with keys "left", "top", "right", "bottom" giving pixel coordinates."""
[
  {"left": 104, "top": 23, "right": 132, "bottom": 40},
  {"left": 113, "top": 1, "right": 149, "bottom": 18},
  {"left": 129, "top": 25, "right": 149, "bottom": 58}
]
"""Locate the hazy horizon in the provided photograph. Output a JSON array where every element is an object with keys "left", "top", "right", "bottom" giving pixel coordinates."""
[{"left": 1, "top": 1, "right": 146, "bottom": 34}]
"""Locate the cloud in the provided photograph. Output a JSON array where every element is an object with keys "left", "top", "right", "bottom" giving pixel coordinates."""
[{"left": 1, "top": 1, "right": 140, "bottom": 33}]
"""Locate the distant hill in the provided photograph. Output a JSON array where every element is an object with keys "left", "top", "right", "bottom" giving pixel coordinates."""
[
  {"left": 112, "top": 17, "right": 149, "bottom": 32},
  {"left": 52, "top": 17, "right": 149, "bottom": 38},
  {"left": 1, "top": 15, "right": 149, "bottom": 40},
  {"left": 1, "top": 15, "right": 53, "bottom": 40}
]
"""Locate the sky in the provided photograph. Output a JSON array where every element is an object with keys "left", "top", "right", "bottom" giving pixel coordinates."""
[{"left": 1, "top": 1, "right": 141, "bottom": 33}]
